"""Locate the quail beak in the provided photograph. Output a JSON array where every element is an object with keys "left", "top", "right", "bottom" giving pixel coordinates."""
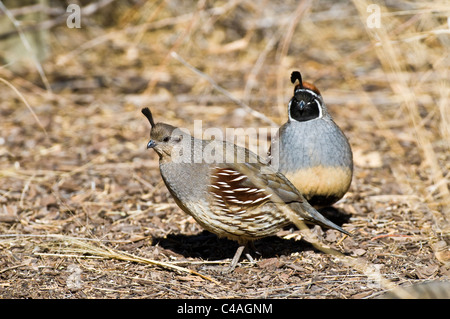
[
  {"left": 147, "top": 140, "right": 157, "bottom": 149},
  {"left": 298, "top": 100, "right": 305, "bottom": 111}
]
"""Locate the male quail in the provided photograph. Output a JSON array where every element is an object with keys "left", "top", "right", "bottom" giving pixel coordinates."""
[
  {"left": 270, "top": 71, "right": 353, "bottom": 208},
  {"left": 142, "top": 107, "right": 350, "bottom": 270}
]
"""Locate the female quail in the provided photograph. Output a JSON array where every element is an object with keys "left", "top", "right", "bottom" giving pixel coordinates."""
[
  {"left": 270, "top": 71, "right": 353, "bottom": 208},
  {"left": 142, "top": 107, "right": 350, "bottom": 270}
]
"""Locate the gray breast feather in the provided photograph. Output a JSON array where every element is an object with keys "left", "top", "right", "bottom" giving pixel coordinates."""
[{"left": 278, "top": 118, "right": 352, "bottom": 170}]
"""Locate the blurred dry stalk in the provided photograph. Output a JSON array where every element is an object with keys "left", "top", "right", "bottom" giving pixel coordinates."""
[
  {"left": 0, "top": 0, "right": 449, "bottom": 298},
  {"left": 352, "top": 0, "right": 449, "bottom": 231}
]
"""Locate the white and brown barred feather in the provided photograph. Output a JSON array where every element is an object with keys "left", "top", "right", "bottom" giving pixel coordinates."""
[
  {"left": 209, "top": 167, "right": 273, "bottom": 212},
  {"left": 205, "top": 164, "right": 300, "bottom": 240},
  {"left": 204, "top": 160, "right": 351, "bottom": 239}
]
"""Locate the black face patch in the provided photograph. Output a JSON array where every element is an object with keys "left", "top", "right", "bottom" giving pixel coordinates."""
[{"left": 289, "top": 90, "right": 321, "bottom": 122}]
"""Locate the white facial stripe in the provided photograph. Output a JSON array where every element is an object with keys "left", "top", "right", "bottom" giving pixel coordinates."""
[
  {"left": 315, "top": 99, "right": 323, "bottom": 118},
  {"left": 288, "top": 99, "right": 294, "bottom": 121},
  {"left": 295, "top": 88, "right": 320, "bottom": 99}
]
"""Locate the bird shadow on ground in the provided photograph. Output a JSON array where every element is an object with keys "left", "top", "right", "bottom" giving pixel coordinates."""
[
  {"left": 318, "top": 206, "right": 353, "bottom": 227},
  {"left": 153, "top": 207, "right": 351, "bottom": 261},
  {"left": 153, "top": 232, "right": 315, "bottom": 261}
]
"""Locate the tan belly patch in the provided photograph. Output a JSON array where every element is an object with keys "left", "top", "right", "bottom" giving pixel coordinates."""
[{"left": 285, "top": 165, "right": 352, "bottom": 201}]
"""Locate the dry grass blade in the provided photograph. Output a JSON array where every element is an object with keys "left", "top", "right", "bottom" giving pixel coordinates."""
[
  {"left": 31, "top": 235, "right": 220, "bottom": 285},
  {"left": 0, "top": 77, "right": 49, "bottom": 139}
]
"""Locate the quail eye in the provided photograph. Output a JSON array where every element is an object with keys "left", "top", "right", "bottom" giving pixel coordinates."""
[{"left": 163, "top": 136, "right": 170, "bottom": 142}]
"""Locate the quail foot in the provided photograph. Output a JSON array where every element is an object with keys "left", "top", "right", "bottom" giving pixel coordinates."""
[
  {"left": 142, "top": 107, "right": 350, "bottom": 271},
  {"left": 270, "top": 71, "right": 353, "bottom": 208}
]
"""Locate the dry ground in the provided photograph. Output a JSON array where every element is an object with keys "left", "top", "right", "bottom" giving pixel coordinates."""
[{"left": 0, "top": 0, "right": 449, "bottom": 299}]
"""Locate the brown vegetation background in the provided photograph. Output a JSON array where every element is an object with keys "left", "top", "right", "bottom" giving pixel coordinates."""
[{"left": 0, "top": 0, "right": 449, "bottom": 298}]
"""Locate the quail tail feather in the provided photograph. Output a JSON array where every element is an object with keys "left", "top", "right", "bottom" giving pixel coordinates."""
[{"left": 290, "top": 201, "right": 351, "bottom": 236}]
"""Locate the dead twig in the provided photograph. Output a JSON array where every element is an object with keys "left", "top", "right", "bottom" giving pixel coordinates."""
[{"left": 371, "top": 234, "right": 414, "bottom": 241}]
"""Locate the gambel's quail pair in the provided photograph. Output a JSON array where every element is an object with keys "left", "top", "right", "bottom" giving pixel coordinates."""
[{"left": 141, "top": 71, "right": 353, "bottom": 270}]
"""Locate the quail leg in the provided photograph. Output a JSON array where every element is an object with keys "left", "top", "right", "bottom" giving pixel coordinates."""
[
  {"left": 225, "top": 242, "right": 257, "bottom": 272},
  {"left": 227, "top": 245, "right": 245, "bottom": 272}
]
